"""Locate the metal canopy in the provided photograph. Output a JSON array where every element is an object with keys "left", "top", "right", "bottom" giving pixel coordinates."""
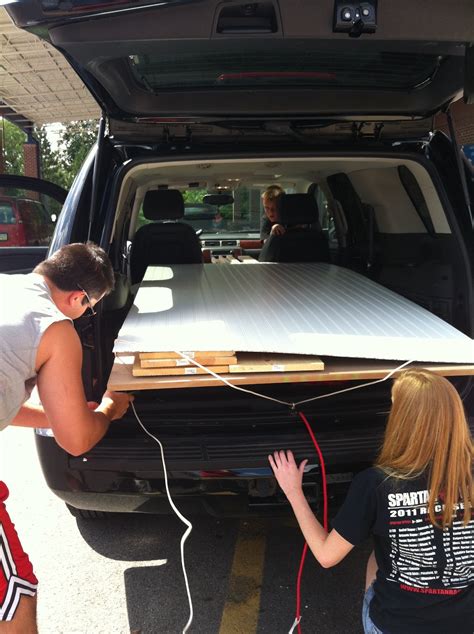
[{"left": 0, "top": 8, "right": 99, "bottom": 130}]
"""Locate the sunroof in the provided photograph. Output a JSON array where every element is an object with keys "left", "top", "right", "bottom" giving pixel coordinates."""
[{"left": 128, "top": 44, "right": 443, "bottom": 92}]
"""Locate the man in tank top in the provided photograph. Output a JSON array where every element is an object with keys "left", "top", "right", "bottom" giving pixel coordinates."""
[{"left": 0, "top": 242, "right": 133, "bottom": 632}]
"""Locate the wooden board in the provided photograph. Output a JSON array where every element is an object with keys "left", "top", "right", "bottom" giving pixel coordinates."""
[
  {"left": 229, "top": 354, "right": 324, "bottom": 373},
  {"left": 109, "top": 355, "right": 474, "bottom": 392},
  {"left": 132, "top": 356, "right": 229, "bottom": 377},
  {"left": 237, "top": 255, "right": 259, "bottom": 264},
  {"left": 141, "top": 355, "right": 237, "bottom": 368},
  {"left": 139, "top": 350, "right": 234, "bottom": 360}
]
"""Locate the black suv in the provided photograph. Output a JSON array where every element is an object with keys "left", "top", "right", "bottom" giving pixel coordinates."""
[{"left": 2, "top": 0, "right": 474, "bottom": 518}]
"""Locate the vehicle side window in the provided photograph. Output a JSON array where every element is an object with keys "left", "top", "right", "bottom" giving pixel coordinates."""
[
  {"left": 0, "top": 202, "right": 15, "bottom": 225},
  {"left": 309, "top": 184, "right": 338, "bottom": 249},
  {"left": 398, "top": 166, "right": 435, "bottom": 235},
  {"left": 0, "top": 188, "right": 58, "bottom": 248}
]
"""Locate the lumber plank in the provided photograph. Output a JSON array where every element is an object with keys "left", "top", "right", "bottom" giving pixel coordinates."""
[
  {"left": 139, "top": 350, "right": 235, "bottom": 360},
  {"left": 141, "top": 355, "right": 237, "bottom": 368},
  {"left": 133, "top": 356, "right": 229, "bottom": 377},
  {"left": 229, "top": 354, "right": 324, "bottom": 373},
  {"left": 238, "top": 255, "right": 259, "bottom": 263}
]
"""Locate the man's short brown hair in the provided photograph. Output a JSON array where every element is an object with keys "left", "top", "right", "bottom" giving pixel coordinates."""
[{"left": 34, "top": 242, "right": 114, "bottom": 300}]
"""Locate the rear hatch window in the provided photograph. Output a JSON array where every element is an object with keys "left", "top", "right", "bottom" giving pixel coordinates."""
[{"left": 129, "top": 45, "right": 443, "bottom": 92}]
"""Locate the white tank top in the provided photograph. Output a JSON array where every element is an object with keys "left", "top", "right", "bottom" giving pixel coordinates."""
[{"left": 0, "top": 273, "right": 70, "bottom": 430}]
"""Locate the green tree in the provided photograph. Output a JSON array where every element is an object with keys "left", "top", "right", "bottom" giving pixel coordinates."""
[
  {"left": 1, "top": 119, "right": 26, "bottom": 174},
  {"left": 182, "top": 189, "right": 207, "bottom": 204},
  {"left": 34, "top": 120, "right": 98, "bottom": 189},
  {"left": 1, "top": 119, "right": 98, "bottom": 190},
  {"left": 35, "top": 125, "right": 69, "bottom": 189},
  {"left": 59, "top": 120, "right": 98, "bottom": 188}
]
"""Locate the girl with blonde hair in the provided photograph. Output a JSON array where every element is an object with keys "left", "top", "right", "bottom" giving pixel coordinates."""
[{"left": 269, "top": 368, "right": 473, "bottom": 633}]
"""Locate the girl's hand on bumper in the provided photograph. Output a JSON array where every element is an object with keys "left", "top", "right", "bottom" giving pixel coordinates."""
[{"left": 268, "top": 450, "right": 308, "bottom": 501}]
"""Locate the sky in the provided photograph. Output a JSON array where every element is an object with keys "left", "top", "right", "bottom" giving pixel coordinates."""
[{"left": 45, "top": 122, "right": 64, "bottom": 151}]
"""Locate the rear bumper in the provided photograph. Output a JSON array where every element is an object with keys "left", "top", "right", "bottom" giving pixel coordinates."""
[
  {"left": 51, "top": 489, "right": 308, "bottom": 517},
  {"left": 34, "top": 426, "right": 377, "bottom": 516},
  {"left": 46, "top": 474, "right": 352, "bottom": 517}
]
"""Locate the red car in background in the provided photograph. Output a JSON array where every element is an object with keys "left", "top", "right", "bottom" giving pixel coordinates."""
[{"left": 0, "top": 196, "right": 55, "bottom": 247}]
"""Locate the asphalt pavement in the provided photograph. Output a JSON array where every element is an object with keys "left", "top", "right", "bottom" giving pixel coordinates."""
[{"left": 1, "top": 426, "right": 370, "bottom": 634}]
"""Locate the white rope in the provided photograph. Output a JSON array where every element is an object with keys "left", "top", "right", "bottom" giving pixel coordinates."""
[
  {"left": 117, "top": 340, "right": 413, "bottom": 409},
  {"left": 293, "top": 358, "right": 414, "bottom": 406},
  {"left": 173, "top": 351, "right": 414, "bottom": 410},
  {"left": 130, "top": 401, "right": 194, "bottom": 634},
  {"left": 288, "top": 616, "right": 302, "bottom": 634},
  {"left": 172, "top": 351, "right": 292, "bottom": 407}
]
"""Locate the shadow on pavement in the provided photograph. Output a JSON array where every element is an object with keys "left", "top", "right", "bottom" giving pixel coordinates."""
[
  {"left": 76, "top": 514, "right": 239, "bottom": 633},
  {"left": 75, "top": 514, "right": 370, "bottom": 633},
  {"left": 260, "top": 523, "right": 370, "bottom": 634}
]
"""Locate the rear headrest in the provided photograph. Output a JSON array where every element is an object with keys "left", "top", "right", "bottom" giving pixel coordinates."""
[
  {"left": 143, "top": 189, "right": 184, "bottom": 220},
  {"left": 276, "top": 193, "right": 319, "bottom": 225}
]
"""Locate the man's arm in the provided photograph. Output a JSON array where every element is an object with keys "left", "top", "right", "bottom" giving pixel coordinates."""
[
  {"left": 11, "top": 399, "right": 102, "bottom": 429},
  {"left": 34, "top": 320, "right": 131, "bottom": 456},
  {"left": 11, "top": 402, "right": 50, "bottom": 428}
]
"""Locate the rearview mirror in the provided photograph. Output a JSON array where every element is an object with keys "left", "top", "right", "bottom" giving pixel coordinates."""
[{"left": 203, "top": 194, "right": 234, "bottom": 206}]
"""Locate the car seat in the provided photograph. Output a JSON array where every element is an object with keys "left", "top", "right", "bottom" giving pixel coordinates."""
[
  {"left": 130, "top": 189, "right": 203, "bottom": 284},
  {"left": 258, "top": 193, "right": 330, "bottom": 263},
  {"left": 326, "top": 172, "right": 378, "bottom": 272}
]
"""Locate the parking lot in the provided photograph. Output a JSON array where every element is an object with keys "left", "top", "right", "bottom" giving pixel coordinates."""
[{"left": 2, "top": 425, "right": 369, "bottom": 634}]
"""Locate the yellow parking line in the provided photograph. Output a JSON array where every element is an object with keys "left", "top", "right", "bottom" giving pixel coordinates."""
[{"left": 219, "top": 519, "right": 267, "bottom": 634}]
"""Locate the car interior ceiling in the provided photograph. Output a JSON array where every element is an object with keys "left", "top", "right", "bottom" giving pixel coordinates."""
[{"left": 99, "top": 156, "right": 471, "bottom": 372}]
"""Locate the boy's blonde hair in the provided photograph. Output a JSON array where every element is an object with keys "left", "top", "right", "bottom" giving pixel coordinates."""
[
  {"left": 261, "top": 185, "right": 284, "bottom": 202},
  {"left": 376, "top": 368, "right": 473, "bottom": 528}
]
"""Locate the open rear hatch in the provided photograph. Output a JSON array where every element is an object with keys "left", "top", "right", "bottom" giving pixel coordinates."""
[{"left": 7, "top": 0, "right": 474, "bottom": 133}]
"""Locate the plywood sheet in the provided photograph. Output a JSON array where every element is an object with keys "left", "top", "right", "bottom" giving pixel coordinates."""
[
  {"left": 109, "top": 355, "right": 474, "bottom": 392},
  {"left": 113, "top": 263, "right": 474, "bottom": 364}
]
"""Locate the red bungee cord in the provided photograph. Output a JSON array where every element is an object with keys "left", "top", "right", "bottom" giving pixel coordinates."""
[{"left": 293, "top": 410, "right": 329, "bottom": 634}]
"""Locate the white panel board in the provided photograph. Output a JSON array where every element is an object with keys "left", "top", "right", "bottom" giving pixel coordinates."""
[{"left": 114, "top": 263, "right": 474, "bottom": 364}]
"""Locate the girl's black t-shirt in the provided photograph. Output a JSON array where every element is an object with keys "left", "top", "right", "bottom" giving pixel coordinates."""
[{"left": 332, "top": 468, "right": 474, "bottom": 634}]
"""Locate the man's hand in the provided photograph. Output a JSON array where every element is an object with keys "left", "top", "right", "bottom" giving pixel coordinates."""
[
  {"left": 270, "top": 223, "right": 286, "bottom": 236},
  {"left": 96, "top": 391, "right": 134, "bottom": 421},
  {"left": 268, "top": 450, "right": 307, "bottom": 501}
]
